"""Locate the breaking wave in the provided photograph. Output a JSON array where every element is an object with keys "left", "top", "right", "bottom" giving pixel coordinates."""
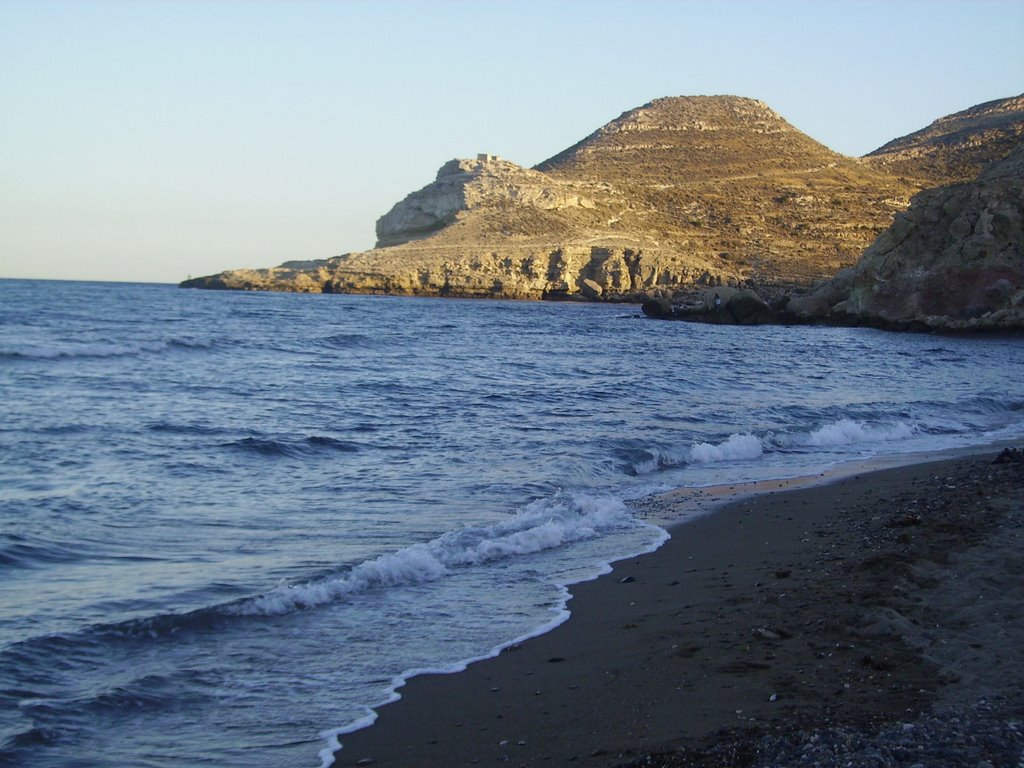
[
  {"left": 625, "top": 418, "right": 922, "bottom": 475},
  {"left": 689, "top": 433, "right": 764, "bottom": 464},
  {"left": 801, "top": 418, "right": 916, "bottom": 447},
  {"left": 231, "top": 493, "right": 638, "bottom": 616},
  {"left": 0, "top": 493, "right": 643, "bottom": 646}
]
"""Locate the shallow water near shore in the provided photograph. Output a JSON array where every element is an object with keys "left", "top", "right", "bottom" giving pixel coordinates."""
[{"left": 2, "top": 279, "right": 1023, "bottom": 768}]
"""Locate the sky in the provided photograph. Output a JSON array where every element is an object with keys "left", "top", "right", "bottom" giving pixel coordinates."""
[{"left": 1, "top": 0, "right": 1022, "bottom": 284}]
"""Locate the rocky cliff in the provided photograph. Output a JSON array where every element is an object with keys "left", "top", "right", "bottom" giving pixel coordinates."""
[
  {"left": 375, "top": 155, "right": 597, "bottom": 248},
  {"left": 181, "top": 94, "right": 1024, "bottom": 302},
  {"left": 787, "top": 141, "right": 1024, "bottom": 331}
]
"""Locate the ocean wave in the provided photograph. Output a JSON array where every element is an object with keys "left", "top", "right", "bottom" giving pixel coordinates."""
[
  {"left": 166, "top": 338, "right": 215, "bottom": 351},
  {"left": 0, "top": 669, "right": 214, "bottom": 758},
  {"left": 0, "top": 604, "right": 226, "bottom": 670},
  {"left": 230, "top": 493, "right": 638, "bottom": 616},
  {"left": 799, "top": 418, "right": 916, "bottom": 447},
  {"left": 640, "top": 417, "right": 923, "bottom": 473},
  {"left": 20, "top": 673, "right": 191, "bottom": 719},
  {"left": 146, "top": 420, "right": 229, "bottom": 436},
  {"left": 953, "top": 394, "right": 1024, "bottom": 416},
  {"left": 0, "top": 493, "right": 647, "bottom": 727},
  {"left": 0, "top": 495, "right": 642, "bottom": 660},
  {"left": 321, "top": 332, "right": 377, "bottom": 351},
  {"left": 0, "top": 342, "right": 153, "bottom": 360},
  {"left": 3, "top": 724, "right": 60, "bottom": 751},
  {"left": 221, "top": 435, "right": 363, "bottom": 458},
  {"left": 617, "top": 445, "right": 689, "bottom": 476},
  {"left": 0, "top": 337, "right": 211, "bottom": 361},
  {"left": 701, "top": 419, "right": 918, "bottom": 459},
  {"left": 0, "top": 534, "right": 86, "bottom": 570},
  {"left": 689, "top": 433, "right": 764, "bottom": 464}
]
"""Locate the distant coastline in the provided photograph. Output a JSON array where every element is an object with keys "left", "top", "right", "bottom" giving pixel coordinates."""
[{"left": 180, "top": 93, "right": 1024, "bottom": 333}]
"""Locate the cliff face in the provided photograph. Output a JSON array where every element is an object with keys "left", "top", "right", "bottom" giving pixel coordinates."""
[
  {"left": 788, "top": 141, "right": 1024, "bottom": 331},
  {"left": 181, "top": 94, "right": 1024, "bottom": 302},
  {"left": 375, "top": 156, "right": 596, "bottom": 248}
]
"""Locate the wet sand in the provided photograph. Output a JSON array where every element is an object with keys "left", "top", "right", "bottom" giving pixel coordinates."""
[{"left": 332, "top": 451, "right": 1024, "bottom": 767}]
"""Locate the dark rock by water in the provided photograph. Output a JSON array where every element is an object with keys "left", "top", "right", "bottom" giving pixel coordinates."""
[
  {"left": 641, "top": 298, "right": 674, "bottom": 319},
  {"left": 641, "top": 287, "right": 778, "bottom": 325}
]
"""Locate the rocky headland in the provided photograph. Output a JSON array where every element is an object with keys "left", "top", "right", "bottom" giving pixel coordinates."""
[{"left": 181, "top": 94, "right": 1023, "bottom": 329}]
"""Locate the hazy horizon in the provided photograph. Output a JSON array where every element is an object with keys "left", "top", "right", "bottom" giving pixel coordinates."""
[{"left": 2, "top": 0, "right": 1023, "bottom": 284}]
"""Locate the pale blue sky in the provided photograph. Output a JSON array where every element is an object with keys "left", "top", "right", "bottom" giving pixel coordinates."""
[{"left": 2, "top": 0, "right": 1022, "bottom": 284}]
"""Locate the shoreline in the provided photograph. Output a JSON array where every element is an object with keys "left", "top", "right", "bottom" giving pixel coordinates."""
[
  {"left": 330, "top": 448, "right": 1023, "bottom": 767},
  {"left": 633, "top": 439, "right": 1024, "bottom": 527}
]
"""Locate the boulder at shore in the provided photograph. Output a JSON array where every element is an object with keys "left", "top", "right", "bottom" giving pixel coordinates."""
[{"left": 642, "top": 287, "right": 778, "bottom": 325}]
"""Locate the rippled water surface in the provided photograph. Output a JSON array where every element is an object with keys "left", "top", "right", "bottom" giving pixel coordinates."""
[{"left": 2, "top": 280, "right": 1023, "bottom": 767}]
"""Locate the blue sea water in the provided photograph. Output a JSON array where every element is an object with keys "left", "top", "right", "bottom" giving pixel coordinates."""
[{"left": 2, "top": 279, "right": 1023, "bottom": 767}]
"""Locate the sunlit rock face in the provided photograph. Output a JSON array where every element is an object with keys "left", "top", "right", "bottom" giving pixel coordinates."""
[
  {"left": 374, "top": 155, "right": 596, "bottom": 248},
  {"left": 182, "top": 94, "right": 1024, "bottom": 304}
]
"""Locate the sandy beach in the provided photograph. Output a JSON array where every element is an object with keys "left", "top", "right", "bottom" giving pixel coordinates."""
[{"left": 333, "top": 450, "right": 1024, "bottom": 767}]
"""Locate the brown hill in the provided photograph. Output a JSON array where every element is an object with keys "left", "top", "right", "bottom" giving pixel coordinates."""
[
  {"left": 533, "top": 95, "right": 929, "bottom": 285},
  {"left": 538, "top": 95, "right": 847, "bottom": 180},
  {"left": 181, "top": 95, "right": 1024, "bottom": 300}
]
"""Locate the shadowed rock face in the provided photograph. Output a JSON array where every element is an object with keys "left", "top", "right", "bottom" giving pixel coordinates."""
[
  {"left": 787, "top": 142, "right": 1024, "bottom": 331},
  {"left": 182, "top": 94, "right": 1024, "bottom": 303}
]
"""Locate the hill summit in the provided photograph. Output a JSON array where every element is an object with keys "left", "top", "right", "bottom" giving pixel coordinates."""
[
  {"left": 182, "top": 94, "right": 1023, "bottom": 300},
  {"left": 537, "top": 95, "right": 837, "bottom": 180}
]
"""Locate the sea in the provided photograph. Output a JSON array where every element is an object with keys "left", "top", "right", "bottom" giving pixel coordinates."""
[{"left": 2, "top": 279, "right": 1023, "bottom": 768}]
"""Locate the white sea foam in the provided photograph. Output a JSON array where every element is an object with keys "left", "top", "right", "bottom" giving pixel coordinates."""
[
  {"left": 317, "top": 506, "right": 669, "bottom": 768},
  {"left": 803, "top": 418, "right": 916, "bottom": 447},
  {"left": 685, "top": 419, "right": 917, "bottom": 468},
  {"left": 231, "top": 493, "right": 638, "bottom": 617},
  {"left": 689, "top": 433, "right": 764, "bottom": 464}
]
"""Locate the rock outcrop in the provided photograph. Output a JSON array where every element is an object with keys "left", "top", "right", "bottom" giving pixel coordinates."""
[
  {"left": 375, "top": 155, "right": 596, "bottom": 248},
  {"left": 786, "top": 141, "right": 1024, "bottom": 331},
  {"left": 643, "top": 286, "right": 780, "bottom": 325},
  {"left": 182, "top": 94, "right": 1024, "bottom": 303}
]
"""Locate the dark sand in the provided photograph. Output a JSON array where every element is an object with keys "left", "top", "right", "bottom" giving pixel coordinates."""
[{"left": 332, "top": 452, "right": 1024, "bottom": 767}]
